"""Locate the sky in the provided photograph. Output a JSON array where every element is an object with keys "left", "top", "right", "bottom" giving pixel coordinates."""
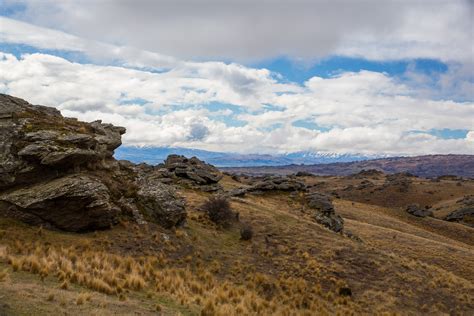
[{"left": 0, "top": 0, "right": 473, "bottom": 156}]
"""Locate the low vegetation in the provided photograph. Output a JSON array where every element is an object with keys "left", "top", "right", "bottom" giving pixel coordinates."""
[
  {"left": 0, "top": 174, "right": 473, "bottom": 315},
  {"left": 201, "top": 195, "right": 237, "bottom": 227}
]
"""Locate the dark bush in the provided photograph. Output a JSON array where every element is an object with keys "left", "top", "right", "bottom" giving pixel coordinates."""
[
  {"left": 201, "top": 195, "right": 235, "bottom": 227},
  {"left": 240, "top": 224, "right": 253, "bottom": 241},
  {"left": 338, "top": 287, "right": 352, "bottom": 297}
]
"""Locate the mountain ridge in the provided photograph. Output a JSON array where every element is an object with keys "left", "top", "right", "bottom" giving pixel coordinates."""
[
  {"left": 221, "top": 154, "right": 474, "bottom": 178},
  {"left": 115, "top": 146, "right": 379, "bottom": 167}
]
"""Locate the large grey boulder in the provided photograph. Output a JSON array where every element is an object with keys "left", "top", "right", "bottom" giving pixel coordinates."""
[
  {"left": 115, "top": 161, "right": 187, "bottom": 228},
  {"left": 305, "top": 192, "right": 344, "bottom": 233},
  {"left": 135, "top": 174, "right": 187, "bottom": 228},
  {"left": 0, "top": 175, "right": 119, "bottom": 231}
]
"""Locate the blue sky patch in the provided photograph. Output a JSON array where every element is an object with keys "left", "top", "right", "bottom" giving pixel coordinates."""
[
  {"left": 428, "top": 129, "right": 469, "bottom": 140},
  {"left": 411, "top": 129, "right": 469, "bottom": 140},
  {"left": 292, "top": 119, "right": 331, "bottom": 132},
  {"left": 118, "top": 97, "right": 150, "bottom": 106},
  {"left": 252, "top": 56, "right": 449, "bottom": 84},
  {"left": 0, "top": 43, "right": 90, "bottom": 64}
]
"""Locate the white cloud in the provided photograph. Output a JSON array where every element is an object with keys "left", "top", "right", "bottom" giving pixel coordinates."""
[
  {"left": 0, "top": 16, "right": 179, "bottom": 69},
  {"left": 1, "top": 51, "right": 473, "bottom": 155},
  {"left": 1, "top": 3, "right": 472, "bottom": 156},
  {"left": 3, "top": 0, "right": 472, "bottom": 63}
]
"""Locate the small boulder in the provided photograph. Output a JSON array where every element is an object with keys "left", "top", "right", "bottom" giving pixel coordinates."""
[{"left": 405, "top": 204, "right": 433, "bottom": 218}]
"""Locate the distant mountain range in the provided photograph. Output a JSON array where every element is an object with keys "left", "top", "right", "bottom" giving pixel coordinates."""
[
  {"left": 222, "top": 154, "right": 474, "bottom": 178},
  {"left": 114, "top": 146, "right": 376, "bottom": 167},
  {"left": 114, "top": 147, "right": 474, "bottom": 178}
]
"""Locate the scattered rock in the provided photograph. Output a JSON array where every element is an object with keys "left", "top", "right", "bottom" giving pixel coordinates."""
[
  {"left": 227, "top": 187, "right": 248, "bottom": 197},
  {"left": 383, "top": 173, "right": 414, "bottom": 192},
  {"left": 349, "top": 169, "right": 384, "bottom": 179},
  {"left": 356, "top": 180, "right": 375, "bottom": 190},
  {"left": 294, "top": 171, "right": 314, "bottom": 177},
  {"left": 445, "top": 196, "right": 474, "bottom": 226},
  {"left": 456, "top": 195, "right": 474, "bottom": 206},
  {"left": 436, "top": 175, "right": 463, "bottom": 181},
  {"left": 344, "top": 230, "right": 363, "bottom": 242},
  {"left": 445, "top": 207, "right": 474, "bottom": 222},
  {"left": 405, "top": 204, "right": 433, "bottom": 218}
]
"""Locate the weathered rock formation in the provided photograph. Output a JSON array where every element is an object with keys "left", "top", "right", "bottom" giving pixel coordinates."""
[
  {"left": 154, "top": 155, "right": 223, "bottom": 192},
  {"left": 0, "top": 94, "right": 186, "bottom": 231},
  {"left": 0, "top": 175, "right": 118, "bottom": 232},
  {"left": 228, "top": 175, "right": 306, "bottom": 196},
  {"left": 305, "top": 192, "right": 344, "bottom": 233},
  {"left": 445, "top": 195, "right": 474, "bottom": 226}
]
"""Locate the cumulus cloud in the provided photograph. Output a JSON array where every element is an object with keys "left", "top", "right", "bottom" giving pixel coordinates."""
[
  {"left": 1, "top": 3, "right": 472, "bottom": 156},
  {"left": 1, "top": 51, "right": 473, "bottom": 155},
  {"left": 3, "top": 0, "right": 472, "bottom": 63},
  {"left": 188, "top": 123, "right": 210, "bottom": 141}
]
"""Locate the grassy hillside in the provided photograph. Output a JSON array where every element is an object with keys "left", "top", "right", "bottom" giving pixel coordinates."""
[{"left": 0, "top": 174, "right": 473, "bottom": 315}]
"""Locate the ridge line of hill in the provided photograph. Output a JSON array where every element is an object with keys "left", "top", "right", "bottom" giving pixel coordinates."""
[{"left": 221, "top": 154, "right": 474, "bottom": 178}]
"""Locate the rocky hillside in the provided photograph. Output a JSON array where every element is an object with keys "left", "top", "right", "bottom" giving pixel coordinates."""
[
  {"left": 0, "top": 94, "right": 190, "bottom": 231},
  {"left": 0, "top": 94, "right": 473, "bottom": 315},
  {"left": 223, "top": 154, "right": 474, "bottom": 178}
]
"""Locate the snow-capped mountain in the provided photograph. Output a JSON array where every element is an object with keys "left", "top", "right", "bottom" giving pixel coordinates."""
[{"left": 114, "top": 146, "right": 375, "bottom": 167}]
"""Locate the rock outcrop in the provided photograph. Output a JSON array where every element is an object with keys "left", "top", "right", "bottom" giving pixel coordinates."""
[
  {"left": 405, "top": 204, "right": 433, "bottom": 218},
  {"left": 382, "top": 173, "right": 414, "bottom": 193},
  {"left": 0, "top": 94, "right": 186, "bottom": 231},
  {"left": 0, "top": 175, "right": 119, "bottom": 232},
  {"left": 228, "top": 175, "right": 306, "bottom": 196},
  {"left": 305, "top": 192, "right": 344, "bottom": 233},
  {"left": 445, "top": 195, "right": 474, "bottom": 226},
  {"left": 156, "top": 155, "right": 223, "bottom": 192}
]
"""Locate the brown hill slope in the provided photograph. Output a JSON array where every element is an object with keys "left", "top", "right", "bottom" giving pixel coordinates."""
[{"left": 0, "top": 174, "right": 473, "bottom": 315}]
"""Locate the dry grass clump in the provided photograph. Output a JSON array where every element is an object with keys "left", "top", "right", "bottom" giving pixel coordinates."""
[
  {"left": 0, "top": 268, "right": 8, "bottom": 282},
  {"left": 76, "top": 292, "right": 92, "bottom": 305},
  {"left": 0, "top": 239, "right": 362, "bottom": 314}
]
